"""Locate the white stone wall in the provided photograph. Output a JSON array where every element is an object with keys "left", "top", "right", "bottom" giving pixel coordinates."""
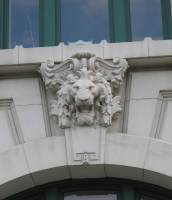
[
  {"left": 0, "top": 39, "right": 172, "bottom": 198},
  {"left": 0, "top": 78, "right": 48, "bottom": 153},
  {"left": 125, "top": 71, "right": 172, "bottom": 142}
]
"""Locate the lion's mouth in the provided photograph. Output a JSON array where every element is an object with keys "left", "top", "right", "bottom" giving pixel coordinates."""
[
  {"left": 77, "top": 104, "right": 93, "bottom": 113},
  {"left": 75, "top": 96, "right": 94, "bottom": 113},
  {"left": 76, "top": 106, "right": 95, "bottom": 126}
]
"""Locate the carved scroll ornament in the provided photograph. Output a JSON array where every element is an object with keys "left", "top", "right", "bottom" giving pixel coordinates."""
[{"left": 40, "top": 53, "right": 129, "bottom": 128}]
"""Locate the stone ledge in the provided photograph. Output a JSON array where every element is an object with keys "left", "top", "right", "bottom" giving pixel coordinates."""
[{"left": 0, "top": 38, "right": 172, "bottom": 73}]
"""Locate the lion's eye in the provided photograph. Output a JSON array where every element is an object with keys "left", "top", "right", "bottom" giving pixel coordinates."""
[
  {"left": 89, "top": 86, "right": 94, "bottom": 90},
  {"left": 74, "top": 86, "right": 79, "bottom": 90}
]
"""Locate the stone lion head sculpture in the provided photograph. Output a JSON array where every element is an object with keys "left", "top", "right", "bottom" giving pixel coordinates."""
[
  {"left": 40, "top": 53, "right": 128, "bottom": 128},
  {"left": 56, "top": 67, "right": 113, "bottom": 128}
]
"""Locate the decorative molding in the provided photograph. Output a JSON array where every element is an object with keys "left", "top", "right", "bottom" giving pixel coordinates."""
[
  {"left": 122, "top": 72, "right": 132, "bottom": 133},
  {"left": 0, "top": 99, "right": 23, "bottom": 144},
  {"left": 65, "top": 126, "right": 106, "bottom": 165},
  {"left": 39, "top": 79, "right": 52, "bottom": 137},
  {"left": 40, "top": 52, "right": 129, "bottom": 129},
  {"left": 151, "top": 90, "right": 172, "bottom": 138}
]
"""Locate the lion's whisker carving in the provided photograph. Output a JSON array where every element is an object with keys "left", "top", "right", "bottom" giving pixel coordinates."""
[{"left": 40, "top": 53, "right": 129, "bottom": 128}]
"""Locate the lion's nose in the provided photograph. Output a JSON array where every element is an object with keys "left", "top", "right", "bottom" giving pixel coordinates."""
[
  {"left": 78, "top": 90, "right": 90, "bottom": 101},
  {"left": 79, "top": 95, "right": 89, "bottom": 101}
]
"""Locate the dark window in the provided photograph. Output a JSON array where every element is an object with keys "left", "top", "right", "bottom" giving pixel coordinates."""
[
  {"left": 64, "top": 191, "right": 117, "bottom": 200},
  {"left": 10, "top": 0, "right": 39, "bottom": 48},
  {"left": 61, "top": 0, "right": 109, "bottom": 44},
  {"left": 130, "top": 0, "right": 163, "bottom": 41},
  {"left": 140, "top": 196, "right": 157, "bottom": 200}
]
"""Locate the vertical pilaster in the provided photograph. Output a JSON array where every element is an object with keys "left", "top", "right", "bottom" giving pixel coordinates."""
[
  {"left": 161, "top": 0, "right": 172, "bottom": 39},
  {"left": 109, "top": 0, "right": 131, "bottom": 42},
  {"left": 39, "top": 0, "right": 61, "bottom": 46}
]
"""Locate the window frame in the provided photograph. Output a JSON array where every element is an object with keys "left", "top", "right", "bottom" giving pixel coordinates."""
[
  {"left": 109, "top": 0, "right": 131, "bottom": 42},
  {"left": 39, "top": 0, "right": 60, "bottom": 47},
  {"left": 161, "top": 0, "right": 172, "bottom": 39},
  {"left": 0, "top": 0, "right": 9, "bottom": 49}
]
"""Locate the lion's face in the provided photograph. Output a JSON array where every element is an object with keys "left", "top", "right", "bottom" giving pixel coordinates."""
[
  {"left": 72, "top": 78, "right": 98, "bottom": 110},
  {"left": 68, "top": 76, "right": 98, "bottom": 126}
]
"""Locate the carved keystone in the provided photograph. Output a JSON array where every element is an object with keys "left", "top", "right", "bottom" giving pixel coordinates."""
[{"left": 40, "top": 53, "right": 129, "bottom": 129}]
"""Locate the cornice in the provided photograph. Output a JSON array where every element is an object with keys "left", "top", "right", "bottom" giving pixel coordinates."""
[{"left": 0, "top": 38, "right": 171, "bottom": 74}]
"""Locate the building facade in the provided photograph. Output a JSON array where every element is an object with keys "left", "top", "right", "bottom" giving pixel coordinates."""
[{"left": 0, "top": 1, "right": 172, "bottom": 200}]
